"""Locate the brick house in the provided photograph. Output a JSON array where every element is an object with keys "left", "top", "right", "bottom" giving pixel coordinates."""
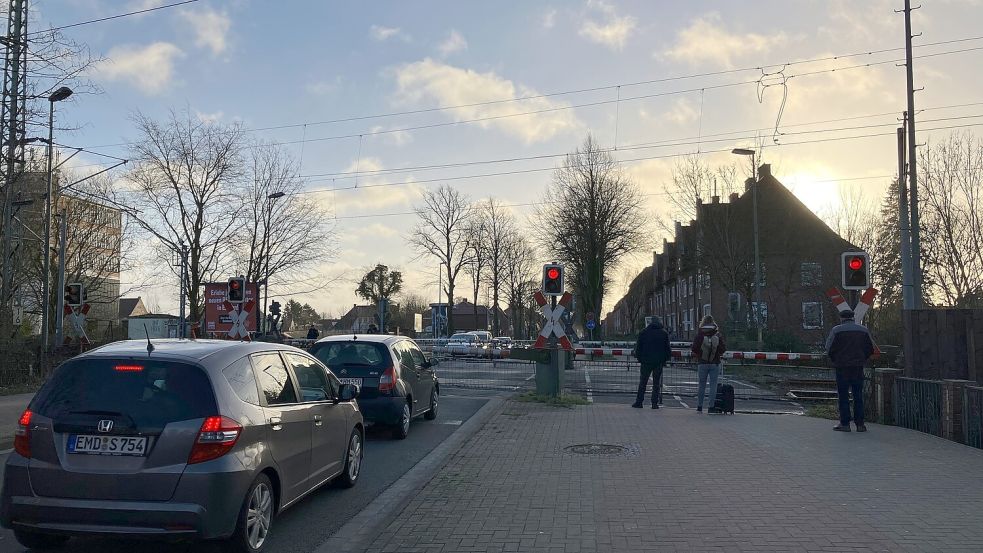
[{"left": 608, "top": 165, "right": 861, "bottom": 349}]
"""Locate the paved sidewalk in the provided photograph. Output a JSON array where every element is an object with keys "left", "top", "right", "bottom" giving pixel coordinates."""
[
  {"left": 364, "top": 402, "right": 983, "bottom": 552},
  {"left": 0, "top": 393, "right": 32, "bottom": 448}
]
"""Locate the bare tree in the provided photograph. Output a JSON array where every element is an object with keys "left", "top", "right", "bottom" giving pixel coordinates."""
[
  {"left": 533, "top": 134, "right": 648, "bottom": 325},
  {"left": 238, "top": 143, "right": 334, "bottom": 289},
  {"left": 462, "top": 210, "right": 487, "bottom": 331},
  {"left": 408, "top": 185, "right": 473, "bottom": 335},
  {"left": 503, "top": 235, "right": 537, "bottom": 338},
  {"left": 481, "top": 198, "right": 517, "bottom": 335},
  {"left": 125, "top": 109, "right": 246, "bottom": 324},
  {"left": 918, "top": 131, "right": 983, "bottom": 306},
  {"left": 663, "top": 155, "right": 739, "bottom": 231}
]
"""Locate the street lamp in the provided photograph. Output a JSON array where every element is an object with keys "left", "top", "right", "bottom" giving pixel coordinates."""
[
  {"left": 731, "top": 147, "right": 763, "bottom": 348},
  {"left": 40, "top": 86, "right": 72, "bottom": 354},
  {"left": 263, "top": 191, "right": 285, "bottom": 335}
]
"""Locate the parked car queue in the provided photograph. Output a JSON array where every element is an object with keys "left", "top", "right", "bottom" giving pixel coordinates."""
[{"left": 0, "top": 334, "right": 439, "bottom": 553}]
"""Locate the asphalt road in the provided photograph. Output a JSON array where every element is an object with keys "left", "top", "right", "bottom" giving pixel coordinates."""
[{"left": 0, "top": 392, "right": 493, "bottom": 553}]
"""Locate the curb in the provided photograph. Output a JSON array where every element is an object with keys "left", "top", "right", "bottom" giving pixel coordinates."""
[{"left": 315, "top": 396, "right": 504, "bottom": 553}]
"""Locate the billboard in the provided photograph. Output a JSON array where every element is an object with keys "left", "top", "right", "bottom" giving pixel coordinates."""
[{"left": 203, "top": 281, "right": 260, "bottom": 336}]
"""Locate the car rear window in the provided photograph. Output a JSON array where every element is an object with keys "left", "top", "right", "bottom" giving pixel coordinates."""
[
  {"left": 310, "top": 342, "right": 388, "bottom": 369},
  {"left": 31, "top": 359, "right": 217, "bottom": 430}
]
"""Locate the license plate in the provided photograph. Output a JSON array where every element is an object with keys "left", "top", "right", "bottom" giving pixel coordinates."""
[
  {"left": 68, "top": 435, "right": 148, "bottom": 456},
  {"left": 339, "top": 378, "right": 362, "bottom": 387}
]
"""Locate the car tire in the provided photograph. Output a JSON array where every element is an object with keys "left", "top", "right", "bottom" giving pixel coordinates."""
[
  {"left": 12, "top": 529, "right": 67, "bottom": 551},
  {"left": 424, "top": 388, "right": 438, "bottom": 420},
  {"left": 392, "top": 400, "right": 411, "bottom": 440},
  {"left": 335, "top": 429, "right": 363, "bottom": 488},
  {"left": 223, "top": 474, "right": 275, "bottom": 553}
]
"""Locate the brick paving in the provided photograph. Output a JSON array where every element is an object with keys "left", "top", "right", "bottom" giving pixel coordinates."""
[{"left": 364, "top": 401, "right": 983, "bottom": 552}]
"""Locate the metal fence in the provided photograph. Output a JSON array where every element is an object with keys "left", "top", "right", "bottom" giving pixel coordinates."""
[
  {"left": 964, "top": 386, "right": 983, "bottom": 449},
  {"left": 433, "top": 358, "right": 536, "bottom": 391},
  {"left": 894, "top": 377, "right": 944, "bottom": 437}
]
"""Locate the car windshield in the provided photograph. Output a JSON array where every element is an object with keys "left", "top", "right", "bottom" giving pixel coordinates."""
[
  {"left": 310, "top": 341, "right": 388, "bottom": 368},
  {"left": 31, "top": 358, "right": 217, "bottom": 430}
]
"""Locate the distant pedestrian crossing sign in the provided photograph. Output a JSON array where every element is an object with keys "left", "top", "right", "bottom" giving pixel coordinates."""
[{"left": 586, "top": 320, "right": 596, "bottom": 330}]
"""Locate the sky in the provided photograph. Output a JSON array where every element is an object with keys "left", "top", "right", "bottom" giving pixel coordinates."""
[{"left": 35, "top": 0, "right": 983, "bottom": 319}]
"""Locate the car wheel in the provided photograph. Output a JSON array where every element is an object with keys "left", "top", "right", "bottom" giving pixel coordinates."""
[
  {"left": 224, "top": 474, "right": 275, "bottom": 553},
  {"left": 392, "top": 400, "right": 411, "bottom": 440},
  {"left": 424, "top": 388, "right": 438, "bottom": 420},
  {"left": 12, "top": 529, "right": 67, "bottom": 551},
  {"left": 336, "top": 429, "right": 363, "bottom": 488}
]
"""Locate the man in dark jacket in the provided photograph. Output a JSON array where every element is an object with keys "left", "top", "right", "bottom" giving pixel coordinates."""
[
  {"left": 632, "top": 317, "right": 672, "bottom": 409},
  {"left": 826, "top": 309, "right": 876, "bottom": 432},
  {"left": 306, "top": 325, "right": 320, "bottom": 340}
]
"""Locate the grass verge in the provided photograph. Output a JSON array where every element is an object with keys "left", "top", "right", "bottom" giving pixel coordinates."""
[
  {"left": 516, "top": 391, "right": 590, "bottom": 407},
  {"left": 805, "top": 402, "right": 840, "bottom": 420}
]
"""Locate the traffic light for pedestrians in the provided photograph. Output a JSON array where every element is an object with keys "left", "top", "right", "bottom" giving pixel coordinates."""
[
  {"left": 542, "top": 263, "right": 564, "bottom": 296},
  {"left": 841, "top": 252, "right": 870, "bottom": 290},
  {"left": 228, "top": 277, "right": 246, "bottom": 303},
  {"left": 270, "top": 301, "right": 281, "bottom": 317},
  {"left": 65, "top": 283, "right": 83, "bottom": 307}
]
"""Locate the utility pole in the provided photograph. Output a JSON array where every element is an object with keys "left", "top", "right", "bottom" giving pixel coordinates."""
[
  {"left": 903, "top": 0, "right": 923, "bottom": 307},
  {"left": 897, "top": 119, "right": 915, "bottom": 310},
  {"left": 178, "top": 241, "right": 187, "bottom": 338},
  {"left": 53, "top": 210, "right": 66, "bottom": 348},
  {"left": 0, "top": 0, "right": 28, "bottom": 333}
]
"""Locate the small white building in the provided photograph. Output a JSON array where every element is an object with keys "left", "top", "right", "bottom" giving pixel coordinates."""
[{"left": 128, "top": 314, "right": 181, "bottom": 339}]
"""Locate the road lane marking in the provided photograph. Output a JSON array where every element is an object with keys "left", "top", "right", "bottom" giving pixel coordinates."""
[
  {"left": 440, "top": 420, "right": 463, "bottom": 425},
  {"left": 674, "top": 395, "right": 690, "bottom": 409}
]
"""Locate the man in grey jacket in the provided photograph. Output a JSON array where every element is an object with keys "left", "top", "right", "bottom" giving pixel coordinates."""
[{"left": 825, "top": 309, "right": 876, "bottom": 432}]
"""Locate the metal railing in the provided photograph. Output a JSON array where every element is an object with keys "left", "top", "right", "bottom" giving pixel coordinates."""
[
  {"left": 894, "top": 377, "right": 944, "bottom": 437},
  {"left": 964, "top": 386, "right": 983, "bottom": 449}
]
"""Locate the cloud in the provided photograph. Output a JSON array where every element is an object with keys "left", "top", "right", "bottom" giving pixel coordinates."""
[
  {"left": 180, "top": 7, "right": 231, "bottom": 56},
  {"left": 127, "top": 0, "right": 167, "bottom": 11},
  {"left": 579, "top": 0, "right": 636, "bottom": 50},
  {"left": 663, "top": 98, "right": 700, "bottom": 126},
  {"left": 195, "top": 110, "right": 223, "bottom": 124},
  {"left": 543, "top": 9, "right": 557, "bottom": 29},
  {"left": 306, "top": 76, "right": 342, "bottom": 96},
  {"left": 391, "top": 58, "right": 581, "bottom": 144},
  {"left": 369, "top": 125, "right": 414, "bottom": 146},
  {"left": 370, "top": 25, "right": 409, "bottom": 42},
  {"left": 662, "top": 13, "right": 787, "bottom": 69},
  {"left": 95, "top": 42, "right": 184, "bottom": 95},
  {"left": 322, "top": 157, "right": 425, "bottom": 214},
  {"left": 438, "top": 30, "right": 468, "bottom": 57}
]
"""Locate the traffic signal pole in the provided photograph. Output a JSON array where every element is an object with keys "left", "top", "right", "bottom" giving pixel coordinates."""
[{"left": 53, "top": 210, "right": 66, "bottom": 348}]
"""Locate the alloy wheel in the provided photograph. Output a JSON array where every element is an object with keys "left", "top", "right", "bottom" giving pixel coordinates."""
[{"left": 246, "top": 481, "right": 273, "bottom": 550}]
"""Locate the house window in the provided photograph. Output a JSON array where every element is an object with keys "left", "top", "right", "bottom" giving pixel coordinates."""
[
  {"left": 727, "top": 292, "right": 741, "bottom": 319},
  {"left": 801, "top": 263, "right": 822, "bottom": 287},
  {"left": 688, "top": 276, "right": 695, "bottom": 296},
  {"left": 689, "top": 308, "right": 695, "bottom": 330},
  {"left": 802, "top": 302, "right": 823, "bottom": 329},
  {"left": 703, "top": 303, "right": 712, "bottom": 319}
]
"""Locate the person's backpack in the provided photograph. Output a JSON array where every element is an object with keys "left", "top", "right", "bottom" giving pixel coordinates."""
[{"left": 700, "top": 334, "right": 720, "bottom": 362}]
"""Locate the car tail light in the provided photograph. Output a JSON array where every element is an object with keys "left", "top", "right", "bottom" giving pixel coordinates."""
[
  {"left": 14, "top": 409, "right": 31, "bottom": 458},
  {"left": 188, "top": 416, "right": 241, "bottom": 465},
  {"left": 114, "top": 365, "right": 144, "bottom": 372},
  {"left": 379, "top": 365, "right": 397, "bottom": 394}
]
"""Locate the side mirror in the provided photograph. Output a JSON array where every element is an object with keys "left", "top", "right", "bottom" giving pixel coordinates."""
[{"left": 338, "top": 383, "right": 359, "bottom": 402}]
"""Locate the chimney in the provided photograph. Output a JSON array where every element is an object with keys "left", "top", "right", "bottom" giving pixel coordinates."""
[
  {"left": 690, "top": 219, "right": 697, "bottom": 227},
  {"left": 744, "top": 177, "right": 755, "bottom": 192},
  {"left": 729, "top": 192, "right": 739, "bottom": 203},
  {"left": 674, "top": 221, "right": 682, "bottom": 239},
  {"left": 711, "top": 195, "right": 720, "bottom": 204},
  {"left": 759, "top": 163, "right": 771, "bottom": 178}
]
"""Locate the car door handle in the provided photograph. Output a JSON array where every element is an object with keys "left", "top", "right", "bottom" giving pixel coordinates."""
[
  {"left": 313, "top": 415, "right": 323, "bottom": 426},
  {"left": 269, "top": 417, "right": 282, "bottom": 431}
]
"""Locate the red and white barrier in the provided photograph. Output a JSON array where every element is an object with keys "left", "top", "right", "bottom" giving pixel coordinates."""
[{"left": 573, "top": 348, "right": 824, "bottom": 361}]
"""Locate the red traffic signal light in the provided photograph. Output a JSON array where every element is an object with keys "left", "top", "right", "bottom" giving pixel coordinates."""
[
  {"left": 841, "top": 252, "right": 870, "bottom": 290},
  {"left": 542, "top": 264, "right": 564, "bottom": 296},
  {"left": 228, "top": 277, "right": 246, "bottom": 303}
]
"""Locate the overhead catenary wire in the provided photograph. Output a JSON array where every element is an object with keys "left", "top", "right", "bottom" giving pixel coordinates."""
[
  {"left": 28, "top": 0, "right": 202, "bottom": 35},
  {"left": 78, "top": 38, "right": 983, "bottom": 151}
]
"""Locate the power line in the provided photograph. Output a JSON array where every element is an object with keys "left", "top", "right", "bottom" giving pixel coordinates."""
[
  {"left": 81, "top": 38, "right": 983, "bottom": 151},
  {"left": 29, "top": 0, "right": 202, "bottom": 35}
]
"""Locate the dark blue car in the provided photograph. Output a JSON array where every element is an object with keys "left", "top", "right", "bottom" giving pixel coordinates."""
[{"left": 309, "top": 335, "right": 438, "bottom": 439}]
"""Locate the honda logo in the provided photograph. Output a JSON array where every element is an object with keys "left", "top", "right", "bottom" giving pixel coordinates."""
[
  {"left": 340, "top": 369, "right": 347, "bottom": 374},
  {"left": 97, "top": 420, "right": 114, "bottom": 433}
]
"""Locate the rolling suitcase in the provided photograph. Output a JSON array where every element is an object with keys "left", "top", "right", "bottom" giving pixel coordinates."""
[{"left": 711, "top": 384, "right": 735, "bottom": 414}]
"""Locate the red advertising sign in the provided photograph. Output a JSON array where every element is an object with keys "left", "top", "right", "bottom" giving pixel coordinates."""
[{"left": 204, "top": 282, "right": 259, "bottom": 336}]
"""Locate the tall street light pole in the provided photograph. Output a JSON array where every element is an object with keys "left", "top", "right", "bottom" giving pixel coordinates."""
[
  {"left": 732, "top": 148, "right": 763, "bottom": 347},
  {"left": 40, "top": 87, "right": 72, "bottom": 355},
  {"left": 263, "top": 192, "right": 285, "bottom": 335}
]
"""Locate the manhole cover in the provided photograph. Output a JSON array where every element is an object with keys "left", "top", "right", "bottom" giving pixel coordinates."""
[{"left": 564, "top": 443, "right": 627, "bottom": 455}]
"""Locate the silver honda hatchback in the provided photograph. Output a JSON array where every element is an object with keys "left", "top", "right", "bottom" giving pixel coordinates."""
[{"left": 1, "top": 339, "right": 364, "bottom": 552}]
